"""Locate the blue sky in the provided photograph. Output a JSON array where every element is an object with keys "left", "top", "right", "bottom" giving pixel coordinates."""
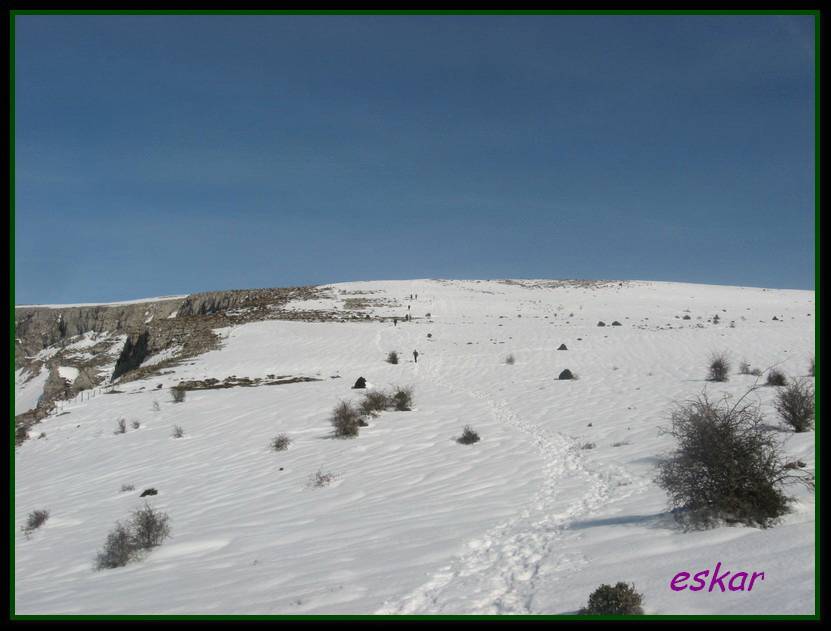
[{"left": 14, "top": 14, "right": 815, "bottom": 303}]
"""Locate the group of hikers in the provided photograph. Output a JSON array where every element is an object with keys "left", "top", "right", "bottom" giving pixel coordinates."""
[{"left": 391, "top": 294, "right": 419, "bottom": 363}]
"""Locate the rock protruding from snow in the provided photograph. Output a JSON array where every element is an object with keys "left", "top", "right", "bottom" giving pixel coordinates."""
[
  {"left": 557, "top": 343, "right": 568, "bottom": 351},
  {"left": 558, "top": 369, "right": 574, "bottom": 380},
  {"left": 353, "top": 376, "right": 367, "bottom": 389}
]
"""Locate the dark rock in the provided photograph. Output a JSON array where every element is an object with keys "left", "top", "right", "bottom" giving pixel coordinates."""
[
  {"left": 112, "top": 331, "right": 150, "bottom": 381},
  {"left": 352, "top": 376, "right": 367, "bottom": 389},
  {"left": 557, "top": 344, "right": 568, "bottom": 351},
  {"left": 597, "top": 321, "right": 606, "bottom": 327},
  {"left": 140, "top": 488, "right": 158, "bottom": 497},
  {"left": 611, "top": 321, "right": 622, "bottom": 326},
  {"left": 772, "top": 316, "right": 779, "bottom": 321},
  {"left": 558, "top": 369, "right": 574, "bottom": 380}
]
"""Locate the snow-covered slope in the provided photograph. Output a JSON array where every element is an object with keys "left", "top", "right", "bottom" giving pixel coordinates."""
[{"left": 14, "top": 279, "right": 815, "bottom": 615}]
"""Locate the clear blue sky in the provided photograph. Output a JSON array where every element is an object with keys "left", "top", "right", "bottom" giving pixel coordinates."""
[{"left": 14, "top": 14, "right": 815, "bottom": 304}]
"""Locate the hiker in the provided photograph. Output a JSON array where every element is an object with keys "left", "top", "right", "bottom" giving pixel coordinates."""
[
  {"left": 393, "top": 318, "right": 397, "bottom": 327},
  {"left": 413, "top": 350, "right": 419, "bottom": 363}
]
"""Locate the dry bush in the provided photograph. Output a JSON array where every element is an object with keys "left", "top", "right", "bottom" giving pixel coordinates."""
[
  {"left": 707, "top": 352, "right": 730, "bottom": 382},
  {"left": 655, "top": 391, "right": 809, "bottom": 528},
  {"left": 310, "top": 469, "right": 337, "bottom": 487},
  {"left": 774, "top": 378, "right": 814, "bottom": 432},
  {"left": 22, "top": 509, "right": 50, "bottom": 537},
  {"left": 95, "top": 522, "right": 136, "bottom": 570},
  {"left": 171, "top": 425, "right": 185, "bottom": 439},
  {"left": 114, "top": 418, "right": 127, "bottom": 434},
  {"left": 457, "top": 425, "right": 480, "bottom": 444},
  {"left": 766, "top": 369, "right": 787, "bottom": 387},
  {"left": 130, "top": 503, "right": 171, "bottom": 549},
  {"left": 331, "top": 401, "right": 362, "bottom": 438},
  {"left": 738, "top": 361, "right": 751, "bottom": 375},
  {"left": 391, "top": 386, "right": 414, "bottom": 411},
  {"left": 386, "top": 351, "right": 399, "bottom": 365},
  {"left": 95, "top": 504, "right": 171, "bottom": 570},
  {"left": 360, "top": 391, "right": 390, "bottom": 416},
  {"left": 505, "top": 354, "right": 515, "bottom": 365},
  {"left": 171, "top": 386, "right": 186, "bottom": 403},
  {"left": 272, "top": 433, "right": 292, "bottom": 451}
]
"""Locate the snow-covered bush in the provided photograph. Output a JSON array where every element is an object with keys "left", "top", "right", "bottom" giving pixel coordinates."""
[
  {"left": 386, "top": 351, "right": 399, "bottom": 365},
  {"left": 579, "top": 582, "right": 643, "bottom": 615},
  {"left": 706, "top": 352, "right": 730, "bottom": 382},
  {"left": 331, "top": 401, "right": 362, "bottom": 438},
  {"left": 656, "top": 391, "right": 800, "bottom": 528},
  {"left": 131, "top": 420, "right": 141, "bottom": 430},
  {"left": 775, "top": 379, "right": 814, "bottom": 432},
  {"left": 738, "top": 360, "right": 751, "bottom": 375},
  {"left": 114, "top": 418, "right": 127, "bottom": 434}
]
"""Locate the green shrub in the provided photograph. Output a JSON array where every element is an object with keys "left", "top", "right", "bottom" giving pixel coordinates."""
[{"left": 579, "top": 582, "right": 644, "bottom": 615}]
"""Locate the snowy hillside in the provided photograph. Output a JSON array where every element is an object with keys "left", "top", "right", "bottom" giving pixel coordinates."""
[{"left": 14, "top": 279, "right": 815, "bottom": 615}]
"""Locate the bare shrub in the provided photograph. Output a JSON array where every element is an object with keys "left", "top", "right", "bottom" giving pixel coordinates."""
[
  {"left": 120, "top": 484, "right": 135, "bottom": 493},
  {"left": 310, "top": 469, "right": 337, "bottom": 487},
  {"left": 171, "top": 386, "right": 186, "bottom": 403},
  {"left": 766, "top": 369, "right": 787, "bottom": 387},
  {"left": 95, "top": 522, "right": 136, "bottom": 570},
  {"left": 114, "top": 418, "right": 127, "bottom": 434},
  {"left": 271, "top": 433, "right": 292, "bottom": 451},
  {"left": 655, "top": 391, "right": 808, "bottom": 528},
  {"left": 171, "top": 425, "right": 185, "bottom": 439},
  {"left": 580, "top": 442, "right": 596, "bottom": 450},
  {"left": 391, "top": 386, "right": 414, "bottom": 411},
  {"left": 360, "top": 391, "right": 390, "bottom": 416},
  {"left": 331, "top": 401, "right": 362, "bottom": 438},
  {"left": 505, "top": 354, "right": 515, "bottom": 365},
  {"left": 386, "top": 351, "right": 399, "bottom": 365},
  {"left": 707, "top": 352, "right": 730, "bottom": 382},
  {"left": 456, "top": 425, "right": 480, "bottom": 444},
  {"left": 579, "top": 582, "right": 644, "bottom": 615},
  {"left": 129, "top": 503, "right": 171, "bottom": 549},
  {"left": 95, "top": 504, "right": 171, "bottom": 570},
  {"left": 749, "top": 368, "right": 763, "bottom": 377},
  {"left": 774, "top": 378, "right": 814, "bottom": 432},
  {"left": 738, "top": 361, "right": 751, "bottom": 375},
  {"left": 22, "top": 509, "right": 50, "bottom": 537}
]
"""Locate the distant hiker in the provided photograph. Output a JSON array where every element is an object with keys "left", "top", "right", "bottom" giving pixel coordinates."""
[
  {"left": 393, "top": 318, "right": 398, "bottom": 327},
  {"left": 407, "top": 305, "right": 411, "bottom": 310},
  {"left": 413, "top": 350, "right": 419, "bottom": 363}
]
